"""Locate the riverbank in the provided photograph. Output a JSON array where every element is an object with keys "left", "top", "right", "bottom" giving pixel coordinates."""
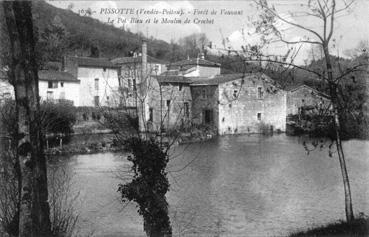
[{"left": 289, "top": 216, "right": 369, "bottom": 237}]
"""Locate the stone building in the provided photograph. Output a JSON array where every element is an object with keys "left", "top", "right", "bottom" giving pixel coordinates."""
[
  {"left": 191, "top": 73, "right": 287, "bottom": 134},
  {"left": 63, "top": 56, "right": 121, "bottom": 107},
  {"left": 142, "top": 75, "right": 192, "bottom": 132},
  {"left": 166, "top": 56, "right": 220, "bottom": 77},
  {"left": 286, "top": 84, "right": 330, "bottom": 116},
  {"left": 38, "top": 70, "right": 80, "bottom": 106},
  {"left": 111, "top": 41, "right": 167, "bottom": 109},
  {"left": 0, "top": 70, "right": 80, "bottom": 106}
]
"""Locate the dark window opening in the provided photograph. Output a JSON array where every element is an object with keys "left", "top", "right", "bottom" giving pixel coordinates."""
[
  {"left": 203, "top": 109, "right": 213, "bottom": 124},
  {"left": 133, "top": 79, "right": 137, "bottom": 91},
  {"left": 166, "top": 100, "right": 171, "bottom": 107},
  {"left": 149, "top": 108, "right": 153, "bottom": 122},
  {"left": 60, "top": 82, "right": 64, "bottom": 87},
  {"left": 95, "top": 78, "right": 99, "bottom": 91},
  {"left": 257, "top": 112, "right": 262, "bottom": 121},
  {"left": 48, "top": 81, "right": 58, "bottom": 88},
  {"left": 233, "top": 90, "right": 238, "bottom": 98},
  {"left": 128, "top": 79, "right": 132, "bottom": 89},
  {"left": 258, "top": 87, "right": 263, "bottom": 99},
  {"left": 179, "top": 84, "right": 183, "bottom": 91},
  {"left": 184, "top": 102, "right": 189, "bottom": 118},
  {"left": 202, "top": 89, "right": 206, "bottom": 99},
  {"left": 94, "top": 96, "right": 99, "bottom": 106}
]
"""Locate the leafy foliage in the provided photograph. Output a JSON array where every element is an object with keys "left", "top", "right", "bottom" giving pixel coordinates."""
[{"left": 118, "top": 137, "right": 172, "bottom": 237}]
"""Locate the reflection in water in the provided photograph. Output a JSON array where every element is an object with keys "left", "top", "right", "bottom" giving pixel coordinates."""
[{"left": 53, "top": 134, "right": 369, "bottom": 237}]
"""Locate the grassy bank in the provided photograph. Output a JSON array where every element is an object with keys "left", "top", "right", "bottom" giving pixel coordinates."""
[{"left": 289, "top": 217, "right": 369, "bottom": 237}]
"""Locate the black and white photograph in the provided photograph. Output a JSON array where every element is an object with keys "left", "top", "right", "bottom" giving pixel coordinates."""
[{"left": 0, "top": 0, "right": 368, "bottom": 236}]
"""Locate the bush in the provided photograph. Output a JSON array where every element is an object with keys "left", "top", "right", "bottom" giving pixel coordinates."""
[
  {"left": 40, "top": 101, "right": 76, "bottom": 135},
  {"left": 0, "top": 100, "right": 76, "bottom": 138}
]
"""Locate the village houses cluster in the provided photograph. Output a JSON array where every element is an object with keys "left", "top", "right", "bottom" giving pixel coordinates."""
[{"left": 0, "top": 40, "right": 330, "bottom": 135}]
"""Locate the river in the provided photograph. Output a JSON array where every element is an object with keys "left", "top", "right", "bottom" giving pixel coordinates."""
[{"left": 51, "top": 134, "right": 369, "bottom": 237}]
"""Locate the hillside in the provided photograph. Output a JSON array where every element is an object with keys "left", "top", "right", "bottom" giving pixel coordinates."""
[{"left": 31, "top": 1, "right": 176, "bottom": 60}]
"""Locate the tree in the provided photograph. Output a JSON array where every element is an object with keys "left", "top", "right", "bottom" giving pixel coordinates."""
[
  {"left": 247, "top": 0, "right": 368, "bottom": 223},
  {"left": 178, "top": 33, "right": 210, "bottom": 58},
  {"left": 2, "top": 1, "right": 51, "bottom": 236}
]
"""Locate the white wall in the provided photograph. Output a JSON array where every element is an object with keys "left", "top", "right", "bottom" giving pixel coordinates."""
[
  {"left": 78, "top": 67, "right": 120, "bottom": 107},
  {"left": 39, "top": 80, "right": 80, "bottom": 106}
]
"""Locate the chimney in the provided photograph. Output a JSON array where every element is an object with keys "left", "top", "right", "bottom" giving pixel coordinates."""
[
  {"left": 142, "top": 39, "right": 147, "bottom": 80},
  {"left": 61, "top": 56, "right": 66, "bottom": 72}
]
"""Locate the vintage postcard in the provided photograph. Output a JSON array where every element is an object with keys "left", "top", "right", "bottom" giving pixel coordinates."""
[{"left": 0, "top": 0, "right": 368, "bottom": 236}]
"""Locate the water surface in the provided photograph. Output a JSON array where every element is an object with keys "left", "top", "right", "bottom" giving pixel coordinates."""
[{"left": 54, "top": 134, "right": 369, "bottom": 236}]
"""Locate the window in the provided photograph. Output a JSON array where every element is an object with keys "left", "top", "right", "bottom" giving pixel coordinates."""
[
  {"left": 257, "top": 112, "right": 262, "bottom": 121},
  {"left": 127, "top": 78, "right": 132, "bottom": 89},
  {"left": 166, "top": 100, "right": 171, "bottom": 108},
  {"left": 257, "top": 87, "right": 263, "bottom": 99},
  {"left": 47, "top": 91, "right": 53, "bottom": 100},
  {"left": 233, "top": 89, "right": 238, "bottom": 98},
  {"left": 60, "top": 82, "right": 64, "bottom": 87},
  {"left": 184, "top": 102, "right": 189, "bottom": 118},
  {"left": 203, "top": 109, "right": 213, "bottom": 124},
  {"left": 202, "top": 89, "right": 206, "bottom": 99},
  {"left": 149, "top": 108, "right": 153, "bottom": 122},
  {"left": 95, "top": 78, "right": 99, "bottom": 91},
  {"left": 94, "top": 96, "right": 99, "bottom": 106},
  {"left": 133, "top": 79, "right": 137, "bottom": 91},
  {"left": 179, "top": 84, "right": 183, "bottom": 91},
  {"left": 48, "top": 81, "right": 58, "bottom": 88}
]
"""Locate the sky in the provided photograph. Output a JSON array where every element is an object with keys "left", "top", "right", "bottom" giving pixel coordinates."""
[{"left": 47, "top": 0, "right": 369, "bottom": 64}]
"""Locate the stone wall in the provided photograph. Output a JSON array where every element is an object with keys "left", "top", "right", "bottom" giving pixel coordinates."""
[
  {"left": 190, "top": 85, "right": 219, "bottom": 127},
  {"left": 217, "top": 74, "right": 286, "bottom": 134},
  {"left": 139, "top": 78, "right": 192, "bottom": 132},
  {"left": 78, "top": 67, "right": 120, "bottom": 107},
  {"left": 287, "top": 86, "right": 330, "bottom": 115}
]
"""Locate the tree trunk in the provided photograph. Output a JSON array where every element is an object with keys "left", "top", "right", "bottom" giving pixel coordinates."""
[
  {"left": 324, "top": 45, "right": 354, "bottom": 222},
  {"left": 2, "top": 1, "right": 51, "bottom": 236}
]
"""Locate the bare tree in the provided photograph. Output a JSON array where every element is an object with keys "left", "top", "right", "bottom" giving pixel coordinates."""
[
  {"left": 238, "top": 0, "right": 368, "bottom": 222},
  {"left": 2, "top": 1, "right": 51, "bottom": 235}
]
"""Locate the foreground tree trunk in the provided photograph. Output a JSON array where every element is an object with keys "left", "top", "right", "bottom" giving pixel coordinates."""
[
  {"left": 324, "top": 45, "right": 354, "bottom": 222},
  {"left": 2, "top": 1, "right": 51, "bottom": 236}
]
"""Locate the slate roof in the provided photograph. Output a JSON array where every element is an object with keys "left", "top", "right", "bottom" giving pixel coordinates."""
[
  {"left": 68, "top": 56, "right": 119, "bottom": 68},
  {"left": 111, "top": 55, "right": 167, "bottom": 65},
  {"left": 39, "top": 70, "right": 79, "bottom": 82},
  {"left": 190, "top": 73, "right": 247, "bottom": 86},
  {"left": 189, "top": 73, "right": 283, "bottom": 88},
  {"left": 155, "top": 75, "right": 192, "bottom": 84},
  {"left": 0, "top": 70, "right": 79, "bottom": 82},
  {"left": 285, "top": 83, "right": 330, "bottom": 98},
  {"left": 167, "top": 58, "right": 221, "bottom": 69}
]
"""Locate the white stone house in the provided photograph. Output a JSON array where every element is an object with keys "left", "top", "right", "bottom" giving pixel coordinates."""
[
  {"left": 38, "top": 70, "right": 80, "bottom": 106},
  {"left": 63, "top": 56, "right": 121, "bottom": 107},
  {"left": 0, "top": 70, "right": 80, "bottom": 106}
]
